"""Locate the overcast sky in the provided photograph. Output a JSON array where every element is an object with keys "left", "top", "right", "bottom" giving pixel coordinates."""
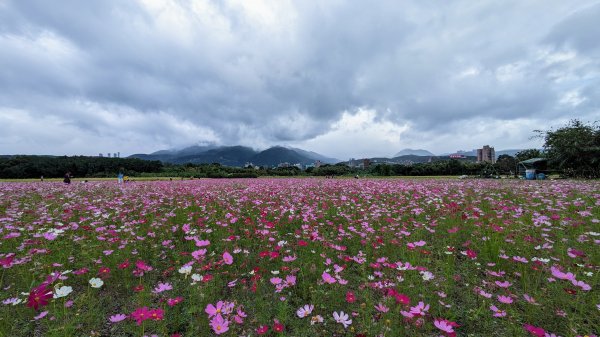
[{"left": 1, "top": 0, "right": 599, "bottom": 159}]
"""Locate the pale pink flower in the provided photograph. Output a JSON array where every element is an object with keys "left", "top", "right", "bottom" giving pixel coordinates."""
[
  {"left": 152, "top": 282, "right": 172, "bottom": 294},
  {"left": 223, "top": 251, "right": 233, "bottom": 265},
  {"left": 109, "top": 314, "right": 127, "bottom": 323},
  {"left": 374, "top": 303, "right": 389, "bottom": 313},
  {"left": 333, "top": 311, "right": 352, "bottom": 328},
  {"left": 497, "top": 295, "right": 513, "bottom": 304},
  {"left": 34, "top": 311, "right": 48, "bottom": 320},
  {"left": 297, "top": 304, "right": 314, "bottom": 318},
  {"left": 434, "top": 319, "right": 454, "bottom": 333},
  {"left": 495, "top": 281, "right": 512, "bottom": 288},
  {"left": 490, "top": 305, "right": 507, "bottom": 317},
  {"left": 409, "top": 301, "right": 430, "bottom": 316}
]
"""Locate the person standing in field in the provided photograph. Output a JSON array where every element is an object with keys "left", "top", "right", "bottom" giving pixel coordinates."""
[
  {"left": 117, "top": 171, "right": 124, "bottom": 184},
  {"left": 63, "top": 172, "right": 71, "bottom": 184}
]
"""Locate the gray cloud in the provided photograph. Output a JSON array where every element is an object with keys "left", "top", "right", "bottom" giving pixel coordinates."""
[{"left": 0, "top": 0, "right": 599, "bottom": 157}]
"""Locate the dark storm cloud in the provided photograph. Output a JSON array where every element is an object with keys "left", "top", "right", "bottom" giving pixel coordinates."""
[{"left": 0, "top": 0, "right": 598, "bottom": 156}]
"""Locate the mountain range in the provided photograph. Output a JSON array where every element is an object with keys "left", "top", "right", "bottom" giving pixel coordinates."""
[
  {"left": 393, "top": 149, "right": 436, "bottom": 157},
  {"left": 129, "top": 145, "right": 340, "bottom": 167}
]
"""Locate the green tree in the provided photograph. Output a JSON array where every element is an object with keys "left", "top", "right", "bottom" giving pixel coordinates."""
[
  {"left": 535, "top": 119, "right": 600, "bottom": 178},
  {"left": 495, "top": 154, "right": 516, "bottom": 175},
  {"left": 515, "top": 149, "right": 543, "bottom": 162}
]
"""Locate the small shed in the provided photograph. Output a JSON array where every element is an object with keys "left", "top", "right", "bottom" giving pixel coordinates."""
[{"left": 517, "top": 158, "right": 548, "bottom": 179}]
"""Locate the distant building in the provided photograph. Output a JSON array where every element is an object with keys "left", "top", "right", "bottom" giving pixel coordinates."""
[
  {"left": 477, "top": 145, "right": 496, "bottom": 164},
  {"left": 315, "top": 160, "right": 322, "bottom": 168},
  {"left": 114, "top": 153, "right": 118, "bottom": 158},
  {"left": 449, "top": 154, "right": 466, "bottom": 159},
  {"left": 99, "top": 153, "right": 103, "bottom": 157},
  {"left": 363, "top": 159, "right": 371, "bottom": 169},
  {"left": 107, "top": 153, "right": 111, "bottom": 158}
]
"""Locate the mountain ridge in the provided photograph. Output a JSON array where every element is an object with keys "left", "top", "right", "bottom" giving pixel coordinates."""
[{"left": 129, "top": 145, "right": 340, "bottom": 167}]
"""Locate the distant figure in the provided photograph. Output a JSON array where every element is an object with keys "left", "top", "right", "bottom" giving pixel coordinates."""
[
  {"left": 354, "top": 175, "right": 359, "bottom": 179},
  {"left": 117, "top": 172, "right": 124, "bottom": 184},
  {"left": 63, "top": 172, "right": 71, "bottom": 184},
  {"left": 40, "top": 175, "right": 44, "bottom": 182}
]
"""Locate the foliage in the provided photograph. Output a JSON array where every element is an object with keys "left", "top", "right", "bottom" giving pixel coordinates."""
[
  {"left": 0, "top": 156, "right": 162, "bottom": 179},
  {"left": 536, "top": 119, "right": 600, "bottom": 178},
  {"left": 515, "top": 149, "right": 544, "bottom": 163},
  {"left": 495, "top": 155, "right": 517, "bottom": 175}
]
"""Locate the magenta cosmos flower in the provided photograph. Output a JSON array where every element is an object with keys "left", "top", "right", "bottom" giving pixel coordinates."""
[
  {"left": 27, "top": 284, "right": 53, "bottom": 310},
  {"left": 210, "top": 314, "right": 229, "bottom": 334}
]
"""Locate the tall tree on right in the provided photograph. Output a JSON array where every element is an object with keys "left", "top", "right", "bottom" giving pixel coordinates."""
[{"left": 535, "top": 119, "right": 600, "bottom": 178}]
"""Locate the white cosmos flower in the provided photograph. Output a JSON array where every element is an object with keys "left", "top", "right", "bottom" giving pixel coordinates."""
[
  {"left": 89, "top": 278, "right": 104, "bottom": 288},
  {"left": 178, "top": 265, "right": 192, "bottom": 275},
  {"left": 53, "top": 286, "right": 73, "bottom": 298}
]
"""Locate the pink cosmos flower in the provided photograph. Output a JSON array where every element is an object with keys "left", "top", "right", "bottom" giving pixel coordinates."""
[
  {"left": 495, "top": 281, "right": 512, "bottom": 288},
  {"left": 191, "top": 249, "right": 207, "bottom": 260},
  {"left": 273, "top": 319, "right": 285, "bottom": 333},
  {"left": 256, "top": 325, "right": 269, "bottom": 334},
  {"left": 322, "top": 271, "right": 336, "bottom": 284},
  {"left": 550, "top": 266, "right": 576, "bottom": 281},
  {"left": 409, "top": 301, "right": 430, "bottom": 316},
  {"left": 153, "top": 282, "right": 173, "bottom": 294},
  {"left": 167, "top": 297, "right": 183, "bottom": 307},
  {"left": 285, "top": 275, "right": 296, "bottom": 286},
  {"left": 489, "top": 305, "right": 507, "bottom": 317},
  {"left": 375, "top": 303, "right": 389, "bottom": 313},
  {"left": 434, "top": 319, "right": 455, "bottom": 333},
  {"left": 497, "top": 295, "right": 513, "bottom": 304},
  {"left": 282, "top": 255, "right": 297, "bottom": 262},
  {"left": 210, "top": 314, "right": 229, "bottom": 335},
  {"left": 43, "top": 232, "right": 57, "bottom": 241},
  {"left": 346, "top": 291, "right": 356, "bottom": 303},
  {"left": 33, "top": 310, "right": 48, "bottom": 320},
  {"left": 523, "top": 294, "right": 539, "bottom": 305},
  {"left": 234, "top": 306, "right": 247, "bottom": 324},
  {"left": 223, "top": 251, "right": 233, "bottom": 265},
  {"left": 149, "top": 308, "right": 164, "bottom": 321},
  {"left": 205, "top": 301, "right": 225, "bottom": 317},
  {"left": 109, "top": 314, "right": 127, "bottom": 323},
  {"left": 297, "top": 304, "right": 314, "bottom": 318},
  {"left": 571, "top": 279, "right": 591, "bottom": 291},
  {"left": 270, "top": 277, "right": 282, "bottom": 285},
  {"left": 523, "top": 324, "right": 545, "bottom": 337},
  {"left": 195, "top": 239, "right": 210, "bottom": 247}
]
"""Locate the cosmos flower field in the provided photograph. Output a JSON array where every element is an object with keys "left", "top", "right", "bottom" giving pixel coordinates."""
[{"left": 0, "top": 178, "right": 598, "bottom": 337}]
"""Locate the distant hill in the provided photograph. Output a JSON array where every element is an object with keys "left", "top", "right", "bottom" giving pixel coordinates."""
[
  {"left": 129, "top": 145, "right": 339, "bottom": 167},
  {"left": 393, "top": 149, "right": 435, "bottom": 157},
  {"left": 288, "top": 147, "right": 339, "bottom": 164}
]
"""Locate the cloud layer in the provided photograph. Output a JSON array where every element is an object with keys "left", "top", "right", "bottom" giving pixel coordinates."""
[{"left": 1, "top": 0, "right": 599, "bottom": 158}]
